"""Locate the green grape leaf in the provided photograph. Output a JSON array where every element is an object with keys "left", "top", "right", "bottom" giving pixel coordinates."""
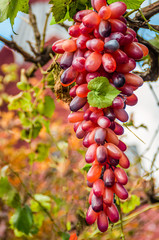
[
  {"left": 8, "top": 92, "right": 32, "bottom": 112},
  {"left": 7, "top": 192, "right": 21, "bottom": 209},
  {"left": 82, "top": 164, "right": 91, "bottom": 173},
  {"left": 0, "top": 0, "right": 29, "bottom": 27},
  {"left": 87, "top": 77, "right": 120, "bottom": 108},
  {"left": 0, "top": 177, "right": 12, "bottom": 197},
  {"left": 32, "top": 120, "right": 42, "bottom": 139},
  {"left": 31, "top": 194, "right": 51, "bottom": 212},
  {"left": 149, "top": 36, "right": 159, "bottom": 50},
  {"left": 107, "top": 0, "right": 145, "bottom": 9},
  {"left": 35, "top": 143, "right": 50, "bottom": 162},
  {"left": 43, "top": 95, "right": 55, "bottom": 118},
  {"left": 121, "top": 195, "right": 140, "bottom": 213},
  {"left": 49, "top": 0, "right": 92, "bottom": 24},
  {"left": 49, "top": 0, "right": 69, "bottom": 23},
  {"left": 12, "top": 205, "right": 33, "bottom": 235}
]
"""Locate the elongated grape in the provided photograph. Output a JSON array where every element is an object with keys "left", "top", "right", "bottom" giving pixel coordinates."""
[
  {"left": 104, "top": 40, "right": 119, "bottom": 53},
  {"left": 68, "top": 25, "right": 80, "bottom": 37},
  {"left": 68, "top": 112, "right": 84, "bottom": 123},
  {"left": 98, "top": 6, "right": 111, "bottom": 20},
  {"left": 106, "top": 143, "right": 121, "bottom": 159},
  {"left": 116, "top": 58, "right": 136, "bottom": 73},
  {"left": 91, "top": 194, "right": 103, "bottom": 212},
  {"left": 86, "top": 205, "right": 98, "bottom": 225},
  {"left": 103, "top": 168, "right": 115, "bottom": 187},
  {"left": 73, "top": 10, "right": 93, "bottom": 22},
  {"left": 83, "top": 12, "right": 101, "bottom": 28},
  {"left": 124, "top": 42, "right": 143, "bottom": 60},
  {"left": 114, "top": 167, "right": 128, "bottom": 185},
  {"left": 52, "top": 39, "right": 65, "bottom": 53},
  {"left": 113, "top": 182, "right": 128, "bottom": 200},
  {"left": 96, "top": 145, "right": 108, "bottom": 163},
  {"left": 94, "top": 127, "right": 106, "bottom": 145},
  {"left": 99, "top": 20, "right": 111, "bottom": 38},
  {"left": 105, "top": 128, "right": 119, "bottom": 146},
  {"left": 93, "top": 179, "right": 105, "bottom": 197},
  {"left": 61, "top": 66, "right": 78, "bottom": 86},
  {"left": 62, "top": 39, "right": 77, "bottom": 52},
  {"left": 70, "top": 96, "right": 87, "bottom": 112},
  {"left": 60, "top": 52, "right": 74, "bottom": 69},
  {"left": 103, "top": 187, "right": 114, "bottom": 206},
  {"left": 87, "top": 164, "right": 102, "bottom": 183},
  {"left": 76, "top": 123, "right": 86, "bottom": 139},
  {"left": 124, "top": 73, "right": 143, "bottom": 87},
  {"left": 118, "top": 140, "right": 127, "bottom": 152},
  {"left": 97, "top": 211, "right": 109, "bottom": 232},
  {"left": 85, "top": 143, "right": 98, "bottom": 163},
  {"left": 109, "top": 19, "right": 127, "bottom": 34},
  {"left": 119, "top": 152, "right": 130, "bottom": 169},
  {"left": 109, "top": 2, "right": 127, "bottom": 19},
  {"left": 114, "top": 108, "right": 129, "bottom": 122},
  {"left": 114, "top": 122, "right": 124, "bottom": 135},
  {"left": 102, "top": 53, "right": 116, "bottom": 73},
  {"left": 112, "top": 49, "right": 129, "bottom": 64},
  {"left": 106, "top": 203, "right": 119, "bottom": 223},
  {"left": 76, "top": 84, "right": 89, "bottom": 98},
  {"left": 85, "top": 52, "right": 102, "bottom": 72}
]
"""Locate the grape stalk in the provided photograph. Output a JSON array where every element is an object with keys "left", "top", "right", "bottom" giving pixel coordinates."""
[{"left": 52, "top": 0, "right": 148, "bottom": 232}]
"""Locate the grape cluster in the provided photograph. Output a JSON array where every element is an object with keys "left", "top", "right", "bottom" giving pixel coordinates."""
[{"left": 52, "top": 0, "right": 148, "bottom": 233}]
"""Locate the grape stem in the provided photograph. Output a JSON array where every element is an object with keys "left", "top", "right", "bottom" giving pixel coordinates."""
[
  {"left": 138, "top": 9, "right": 159, "bottom": 34},
  {"left": 118, "top": 197, "right": 125, "bottom": 240}
]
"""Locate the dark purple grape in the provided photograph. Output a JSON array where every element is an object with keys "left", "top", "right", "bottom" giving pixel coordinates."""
[
  {"left": 104, "top": 108, "right": 115, "bottom": 121},
  {"left": 103, "top": 168, "right": 115, "bottom": 187},
  {"left": 104, "top": 40, "right": 119, "bottom": 53},
  {"left": 120, "top": 33, "right": 134, "bottom": 46},
  {"left": 91, "top": 194, "right": 103, "bottom": 212},
  {"left": 94, "top": 128, "right": 106, "bottom": 145},
  {"left": 109, "top": 32, "right": 125, "bottom": 45},
  {"left": 70, "top": 96, "right": 87, "bottom": 112},
  {"left": 60, "top": 52, "right": 74, "bottom": 69},
  {"left": 96, "top": 146, "right": 107, "bottom": 163},
  {"left": 109, "top": 157, "right": 119, "bottom": 167},
  {"left": 76, "top": 123, "right": 86, "bottom": 139},
  {"left": 99, "top": 20, "right": 111, "bottom": 38},
  {"left": 61, "top": 66, "right": 78, "bottom": 85},
  {"left": 112, "top": 72, "right": 125, "bottom": 88}
]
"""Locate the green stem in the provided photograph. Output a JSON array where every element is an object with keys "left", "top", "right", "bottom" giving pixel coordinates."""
[
  {"left": 118, "top": 198, "right": 125, "bottom": 240},
  {"left": 138, "top": 9, "right": 159, "bottom": 34},
  {"left": 124, "top": 9, "right": 138, "bottom": 18}
]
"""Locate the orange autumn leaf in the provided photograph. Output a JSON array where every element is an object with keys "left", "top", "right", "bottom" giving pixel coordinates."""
[{"left": 69, "top": 233, "right": 78, "bottom": 240}]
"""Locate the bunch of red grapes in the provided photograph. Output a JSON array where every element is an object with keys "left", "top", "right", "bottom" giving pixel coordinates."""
[{"left": 52, "top": 0, "right": 148, "bottom": 233}]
